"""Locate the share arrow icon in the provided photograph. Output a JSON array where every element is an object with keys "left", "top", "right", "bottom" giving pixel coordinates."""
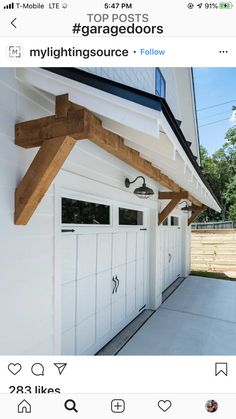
[{"left": 54, "top": 363, "right": 67, "bottom": 375}]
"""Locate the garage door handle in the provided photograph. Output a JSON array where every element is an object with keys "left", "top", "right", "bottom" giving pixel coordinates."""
[
  {"left": 112, "top": 276, "right": 117, "bottom": 294},
  {"left": 115, "top": 275, "right": 119, "bottom": 293},
  {"left": 168, "top": 253, "right": 172, "bottom": 263}
]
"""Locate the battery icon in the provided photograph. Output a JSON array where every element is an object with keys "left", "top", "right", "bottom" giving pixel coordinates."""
[{"left": 219, "top": 2, "right": 233, "bottom": 8}]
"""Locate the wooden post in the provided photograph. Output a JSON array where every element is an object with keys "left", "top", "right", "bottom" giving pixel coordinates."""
[
  {"left": 55, "top": 94, "right": 69, "bottom": 118},
  {"left": 15, "top": 136, "right": 76, "bottom": 225}
]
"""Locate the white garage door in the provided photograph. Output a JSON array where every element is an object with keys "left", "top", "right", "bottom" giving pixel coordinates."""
[
  {"left": 160, "top": 215, "right": 183, "bottom": 291},
  {"left": 60, "top": 195, "right": 148, "bottom": 355}
]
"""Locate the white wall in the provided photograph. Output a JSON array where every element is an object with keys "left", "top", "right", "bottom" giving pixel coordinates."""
[
  {"left": 0, "top": 69, "right": 161, "bottom": 355},
  {"left": 0, "top": 69, "right": 56, "bottom": 355},
  {"left": 159, "top": 68, "right": 199, "bottom": 159},
  {"left": 81, "top": 67, "right": 199, "bottom": 160},
  {"left": 160, "top": 68, "right": 181, "bottom": 120},
  {"left": 0, "top": 68, "right": 191, "bottom": 355},
  {"left": 185, "top": 226, "right": 192, "bottom": 277},
  {"left": 173, "top": 68, "right": 200, "bottom": 160}
]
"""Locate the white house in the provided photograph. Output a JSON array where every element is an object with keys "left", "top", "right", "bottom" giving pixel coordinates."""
[{"left": 0, "top": 67, "right": 220, "bottom": 355}]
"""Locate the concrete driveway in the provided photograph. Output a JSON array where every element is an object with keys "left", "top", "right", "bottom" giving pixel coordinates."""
[{"left": 118, "top": 275, "right": 236, "bottom": 355}]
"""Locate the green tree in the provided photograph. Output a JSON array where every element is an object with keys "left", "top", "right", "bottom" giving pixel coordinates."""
[
  {"left": 199, "top": 146, "right": 224, "bottom": 221},
  {"left": 199, "top": 126, "right": 236, "bottom": 222},
  {"left": 229, "top": 204, "right": 236, "bottom": 221},
  {"left": 224, "top": 174, "right": 236, "bottom": 221},
  {"left": 225, "top": 126, "right": 236, "bottom": 146}
]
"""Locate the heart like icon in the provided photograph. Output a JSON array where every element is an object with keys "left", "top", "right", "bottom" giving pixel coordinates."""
[
  {"left": 8, "top": 363, "right": 22, "bottom": 375},
  {"left": 158, "top": 400, "right": 172, "bottom": 412}
]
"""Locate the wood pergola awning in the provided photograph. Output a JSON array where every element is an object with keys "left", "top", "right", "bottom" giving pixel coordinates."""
[{"left": 15, "top": 94, "right": 205, "bottom": 225}]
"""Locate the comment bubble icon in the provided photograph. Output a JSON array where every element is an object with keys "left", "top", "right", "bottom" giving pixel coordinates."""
[{"left": 31, "top": 363, "right": 44, "bottom": 376}]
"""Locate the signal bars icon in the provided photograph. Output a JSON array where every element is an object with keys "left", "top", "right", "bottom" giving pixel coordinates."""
[{"left": 4, "top": 2, "right": 14, "bottom": 8}]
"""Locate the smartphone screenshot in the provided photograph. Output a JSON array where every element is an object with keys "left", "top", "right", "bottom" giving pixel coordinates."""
[{"left": 0, "top": 0, "right": 235, "bottom": 417}]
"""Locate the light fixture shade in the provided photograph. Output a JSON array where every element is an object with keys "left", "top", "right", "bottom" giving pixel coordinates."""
[
  {"left": 181, "top": 204, "right": 189, "bottom": 213},
  {"left": 134, "top": 184, "right": 155, "bottom": 199},
  {"left": 180, "top": 201, "right": 192, "bottom": 212},
  {"left": 125, "top": 176, "right": 154, "bottom": 199}
]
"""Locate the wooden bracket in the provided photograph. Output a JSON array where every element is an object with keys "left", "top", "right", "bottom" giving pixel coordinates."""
[
  {"left": 158, "top": 191, "right": 205, "bottom": 209},
  {"left": 158, "top": 190, "right": 192, "bottom": 225},
  {"left": 158, "top": 198, "right": 182, "bottom": 225},
  {"left": 158, "top": 191, "right": 188, "bottom": 200},
  {"left": 15, "top": 136, "right": 76, "bottom": 225},
  {"left": 15, "top": 94, "right": 206, "bottom": 225},
  {"left": 187, "top": 205, "right": 206, "bottom": 226}
]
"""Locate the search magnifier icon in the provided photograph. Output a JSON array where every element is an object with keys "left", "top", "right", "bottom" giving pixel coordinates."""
[{"left": 64, "top": 399, "right": 78, "bottom": 413}]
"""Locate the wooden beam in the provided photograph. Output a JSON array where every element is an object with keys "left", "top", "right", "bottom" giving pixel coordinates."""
[
  {"left": 158, "top": 191, "right": 188, "bottom": 200},
  {"left": 15, "top": 108, "right": 91, "bottom": 148},
  {"left": 188, "top": 194, "right": 202, "bottom": 207},
  {"left": 15, "top": 136, "right": 76, "bottom": 225},
  {"left": 17, "top": 103, "right": 178, "bottom": 192},
  {"left": 68, "top": 100, "right": 84, "bottom": 112},
  {"left": 86, "top": 112, "right": 181, "bottom": 192},
  {"left": 55, "top": 94, "right": 69, "bottom": 118},
  {"left": 15, "top": 97, "right": 193, "bottom": 195},
  {"left": 188, "top": 206, "right": 206, "bottom": 226},
  {"left": 15, "top": 95, "right": 208, "bottom": 224},
  {"left": 158, "top": 198, "right": 181, "bottom": 226},
  {"left": 158, "top": 173, "right": 180, "bottom": 192}
]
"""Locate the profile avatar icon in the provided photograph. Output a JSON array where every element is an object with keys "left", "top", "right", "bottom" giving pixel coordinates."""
[{"left": 205, "top": 400, "right": 218, "bottom": 413}]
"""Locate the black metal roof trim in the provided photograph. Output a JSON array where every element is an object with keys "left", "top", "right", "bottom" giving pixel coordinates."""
[{"left": 42, "top": 67, "right": 220, "bottom": 207}]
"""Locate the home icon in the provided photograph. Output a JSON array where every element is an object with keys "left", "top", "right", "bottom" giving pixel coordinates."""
[{"left": 18, "top": 399, "right": 31, "bottom": 413}]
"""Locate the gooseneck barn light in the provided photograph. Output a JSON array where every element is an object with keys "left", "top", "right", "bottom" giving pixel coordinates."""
[
  {"left": 180, "top": 201, "right": 192, "bottom": 213},
  {"left": 125, "top": 176, "right": 154, "bottom": 199}
]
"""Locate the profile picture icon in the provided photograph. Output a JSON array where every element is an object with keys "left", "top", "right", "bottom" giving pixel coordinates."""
[{"left": 205, "top": 400, "right": 218, "bottom": 413}]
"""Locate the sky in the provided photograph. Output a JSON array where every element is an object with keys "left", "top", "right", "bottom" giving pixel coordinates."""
[{"left": 193, "top": 68, "right": 236, "bottom": 156}]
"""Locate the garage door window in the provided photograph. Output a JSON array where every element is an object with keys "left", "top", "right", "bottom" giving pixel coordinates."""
[
  {"left": 171, "top": 216, "right": 179, "bottom": 226},
  {"left": 62, "top": 197, "right": 110, "bottom": 225},
  {"left": 119, "top": 207, "right": 143, "bottom": 225}
]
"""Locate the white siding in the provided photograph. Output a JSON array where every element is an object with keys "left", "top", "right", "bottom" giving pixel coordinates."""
[
  {"left": 0, "top": 69, "right": 159, "bottom": 355},
  {"left": 0, "top": 69, "right": 55, "bottom": 355},
  {"left": 160, "top": 68, "right": 181, "bottom": 120},
  {"left": 174, "top": 68, "right": 200, "bottom": 160},
  {"left": 161, "top": 67, "right": 200, "bottom": 159},
  {"left": 81, "top": 67, "right": 199, "bottom": 159},
  {"left": 0, "top": 67, "right": 192, "bottom": 355},
  {"left": 80, "top": 67, "right": 155, "bottom": 94}
]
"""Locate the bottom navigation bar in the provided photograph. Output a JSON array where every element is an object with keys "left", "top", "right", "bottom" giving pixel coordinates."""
[{"left": 0, "top": 393, "right": 235, "bottom": 418}]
